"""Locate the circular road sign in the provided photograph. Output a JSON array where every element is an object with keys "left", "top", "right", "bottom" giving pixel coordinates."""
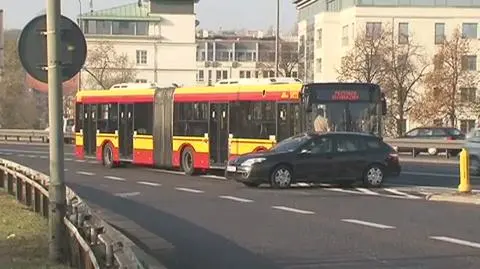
[{"left": 18, "top": 14, "right": 87, "bottom": 83}]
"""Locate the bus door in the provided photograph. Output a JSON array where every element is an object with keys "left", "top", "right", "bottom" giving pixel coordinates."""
[
  {"left": 277, "top": 103, "right": 302, "bottom": 142},
  {"left": 83, "top": 104, "right": 97, "bottom": 156},
  {"left": 119, "top": 104, "right": 134, "bottom": 159},
  {"left": 209, "top": 103, "right": 229, "bottom": 166}
]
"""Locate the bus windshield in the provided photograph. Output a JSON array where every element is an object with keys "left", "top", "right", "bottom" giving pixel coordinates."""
[
  {"left": 310, "top": 103, "right": 379, "bottom": 133},
  {"left": 302, "top": 83, "right": 384, "bottom": 136}
]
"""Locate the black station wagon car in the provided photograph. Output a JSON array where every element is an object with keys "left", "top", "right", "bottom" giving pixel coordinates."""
[{"left": 225, "top": 132, "right": 401, "bottom": 188}]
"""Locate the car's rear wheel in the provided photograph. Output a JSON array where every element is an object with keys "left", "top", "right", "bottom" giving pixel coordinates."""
[
  {"left": 270, "top": 165, "right": 293, "bottom": 189},
  {"left": 363, "top": 164, "right": 384, "bottom": 188}
]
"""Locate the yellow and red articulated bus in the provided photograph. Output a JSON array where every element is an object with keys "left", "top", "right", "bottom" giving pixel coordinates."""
[{"left": 74, "top": 79, "right": 303, "bottom": 174}]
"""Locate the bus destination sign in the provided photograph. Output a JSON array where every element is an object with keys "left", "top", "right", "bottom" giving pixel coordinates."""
[
  {"left": 313, "top": 88, "right": 373, "bottom": 102},
  {"left": 331, "top": 90, "right": 360, "bottom": 101}
]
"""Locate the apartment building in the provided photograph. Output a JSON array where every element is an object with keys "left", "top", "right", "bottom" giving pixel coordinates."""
[
  {"left": 195, "top": 30, "right": 299, "bottom": 85},
  {"left": 78, "top": 0, "right": 198, "bottom": 88},
  {"left": 294, "top": 0, "right": 480, "bottom": 133}
]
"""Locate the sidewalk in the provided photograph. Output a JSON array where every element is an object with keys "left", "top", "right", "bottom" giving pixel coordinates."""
[{"left": 426, "top": 192, "right": 480, "bottom": 205}]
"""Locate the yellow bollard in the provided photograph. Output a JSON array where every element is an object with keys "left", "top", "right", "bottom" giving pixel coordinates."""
[{"left": 458, "top": 148, "right": 472, "bottom": 193}]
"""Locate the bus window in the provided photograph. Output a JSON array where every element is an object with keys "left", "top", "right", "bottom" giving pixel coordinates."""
[
  {"left": 97, "top": 103, "right": 118, "bottom": 134},
  {"left": 134, "top": 103, "right": 153, "bottom": 135},
  {"left": 173, "top": 102, "right": 208, "bottom": 136},
  {"left": 75, "top": 103, "right": 83, "bottom": 132},
  {"left": 229, "top": 101, "right": 275, "bottom": 139}
]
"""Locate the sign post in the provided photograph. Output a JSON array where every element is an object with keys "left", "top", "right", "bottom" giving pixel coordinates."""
[
  {"left": 17, "top": 0, "right": 86, "bottom": 262},
  {"left": 46, "top": 0, "right": 65, "bottom": 262}
]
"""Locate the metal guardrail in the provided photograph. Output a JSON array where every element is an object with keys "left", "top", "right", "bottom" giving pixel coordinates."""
[
  {"left": 0, "top": 129, "right": 466, "bottom": 155},
  {"left": 0, "top": 158, "right": 166, "bottom": 269},
  {"left": 0, "top": 129, "right": 74, "bottom": 143}
]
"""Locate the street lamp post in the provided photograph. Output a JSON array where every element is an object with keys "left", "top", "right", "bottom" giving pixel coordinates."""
[{"left": 274, "top": 0, "right": 280, "bottom": 77}]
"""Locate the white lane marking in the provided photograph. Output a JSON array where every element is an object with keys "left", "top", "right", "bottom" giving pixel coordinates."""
[
  {"left": 219, "top": 195, "right": 253, "bottom": 203},
  {"left": 175, "top": 187, "right": 204, "bottom": 193},
  {"left": 341, "top": 219, "right": 396, "bottom": 229},
  {"left": 383, "top": 188, "right": 421, "bottom": 199},
  {"left": 430, "top": 236, "right": 480, "bottom": 249},
  {"left": 75, "top": 160, "right": 86, "bottom": 163},
  {"left": 137, "top": 181, "right": 161, "bottom": 187},
  {"left": 328, "top": 188, "right": 363, "bottom": 194},
  {"left": 65, "top": 158, "right": 73, "bottom": 161},
  {"left": 356, "top": 188, "right": 380, "bottom": 195},
  {"left": 295, "top": 182, "right": 311, "bottom": 187},
  {"left": 28, "top": 155, "right": 36, "bottom": 158},
  {"left": 2, "top": 152, "right": 12, "bottom": 155},
  {"left": 402, "top": 171, "right": 480, "bottom": 180},
  {"left": 76, "top": 171, "right": 94, "bottom": 176},
  {"left": 88, "top": 161, "right": 97, "bottom": 164},
  {"left": 39, "top": 155, "right": 48, "bottom": 159},
  {"left": 200, "top": 175, "right": 226, "bottom": 180},
  {"left": 18, "top": 154, "right": 26, "bottom": 157},
  {"left": 114, "top": 192, "right": 141, "bottom": 198},
  {"left": 147, "top": 168, "right": 185, "bottom": 175},
  {"left": 271, "top": 206, "right": 315, "bottom": 215},
  {"left": 105, "top": 176, "right": 126, "bottom": 181},
  {"left": 64, "top": 169, "right": 68, "bottom": 172}
]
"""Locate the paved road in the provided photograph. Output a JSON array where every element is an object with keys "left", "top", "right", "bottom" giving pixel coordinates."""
[{"left": 0, "top": 143, "right": 480, "bottom": 268}]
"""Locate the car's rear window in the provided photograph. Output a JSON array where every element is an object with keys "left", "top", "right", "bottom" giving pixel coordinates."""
[{"left": 445, "top": 128, "right": 461, "bottom": 135}]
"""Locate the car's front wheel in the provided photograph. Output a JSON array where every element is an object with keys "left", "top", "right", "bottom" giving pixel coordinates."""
[
  {"left": 363, "top": 164, "right": 384, "bottom": 188},
  {"left": 270, "top": 165, "right": 293, "bottom": 189}
]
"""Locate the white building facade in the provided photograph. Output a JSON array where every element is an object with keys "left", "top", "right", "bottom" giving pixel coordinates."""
[
  {"left": 294, "top": 0, "right": 480, "bottom": 132},
  {"left": 78, "top": 0, "right": 197, "bottom": 88},
  {"left": 195, "top": 31, "right": 299, "bottom": 85}
]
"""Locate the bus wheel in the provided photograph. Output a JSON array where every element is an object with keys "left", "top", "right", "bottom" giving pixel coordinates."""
[
  {"left": 103, "top": 143, "right": 115, "bottom": 168},
  {"left": 181, "top": 147, "right": 195, "bottom": 175}
]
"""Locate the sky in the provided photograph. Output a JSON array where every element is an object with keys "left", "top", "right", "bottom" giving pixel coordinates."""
[{"left": 2, "top": 0, "right": 298, "bottom": 32}]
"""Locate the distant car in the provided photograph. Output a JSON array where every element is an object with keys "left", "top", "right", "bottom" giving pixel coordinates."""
[
  {"left": 395, "top": 127, "right": 464, "bottom": 156},
  {"left": 225, "top": 132, "right": 401, "bottom": 189},
  {"left": 464, "top": 128, "right": 480, "bottom": 175}
]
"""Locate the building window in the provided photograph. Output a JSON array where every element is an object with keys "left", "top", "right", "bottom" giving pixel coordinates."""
[
  {"left": 135, "top": 22, "right": 148, "bottom": 35},
  {"left": 460, "top": 119, "right": 476, "bottom": 134},
  {"left": 197, "top": 49, "right": 206, "bottom": 61},
  {"left": 135, "top": 79, "right": 147, "bottom": 83},
  {"left": 197, "top": 70, "right": 204, "bottom": 81},
  {"left": 216, "top": 70, "right": 222, "bottom": 81},
  {"left": 462, "top": 23, "right": 478, "bottom": 39},
  {"left": 460, "top": 87, "right": 476, "bottom": 102},
  {"left": 398, "top": 23, "right": 409, "bottom": 44},
  {"left": 342, "top": 25, "right": 349, "bottom": 46},
  {"left": 366, "top": 22, "right": 382, "bottom": 39},
  {"left": 240, "top": 71, "right": 245, "bottom": 78},
  {"left": 316, "top": 58, "right": 322, "bottom": 73},
  {"left": 136, "top": 50, "right": 147, "bottom": 65},
  {"left": 462, "top": 55, "right": 477, "bottom": 71},
  {"left": 326, "top": 0, "right": 338, "bottom": 11},
  {"left": 291, "top": 71, "right": 298, "bottom": 78},
  {"left": 435, "top": 23, "right": 445, "bottom": 44},
  {"left": 222, "top": 70, "right": 228, "bottom": 79},
  {"left": 113, "top": 21, "right": 135, "bottom": 35},
  {"left": 316, "top": 29, "right": 322, "bottom": 48}
]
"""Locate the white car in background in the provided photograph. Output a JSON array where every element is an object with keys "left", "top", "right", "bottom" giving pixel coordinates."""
[{"left": 44, "top": 118, "right": 75, "bottom": 144}]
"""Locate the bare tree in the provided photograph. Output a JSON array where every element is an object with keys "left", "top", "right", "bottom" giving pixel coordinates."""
[
  {"left": 337, "top": 26, "right": 391, "bottom": 84},
  {"left": 0, "top": 39, "right": 38, "bottom": 128},
  {"left": 382, "top": 32, "right": 430, "bottom": 136},
  {"left": 83, "top": 41, "right": 137, "bottom": 89},
  {"left": 259, "top": 41, "right": 300, "bottom": 78},
  {"left": 410, "top": 28, "right": 479, "bottom": 127}
]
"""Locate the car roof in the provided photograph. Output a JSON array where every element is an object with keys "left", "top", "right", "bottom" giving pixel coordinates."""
[{"left": 305, "top": 131, "right": 379, "bottom": 138}]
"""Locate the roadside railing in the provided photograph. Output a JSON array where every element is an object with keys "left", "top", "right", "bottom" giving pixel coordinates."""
[
  {"left": 0, "top": 129, "right": 466, "bottom": 157},
  {"left": 0, "top": 129, "right": 74, "bottom": 143},
  {"left": 0, "top": 158, "right": 166, "bottom": 269}
]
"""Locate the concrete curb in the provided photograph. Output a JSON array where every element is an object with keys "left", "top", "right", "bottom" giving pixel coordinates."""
[
  {"left": 399, "top": 157, "right": 458, "bottom": 165},
  {"left": 425, "top": 193, "right": 480, "bottom": 205}
]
